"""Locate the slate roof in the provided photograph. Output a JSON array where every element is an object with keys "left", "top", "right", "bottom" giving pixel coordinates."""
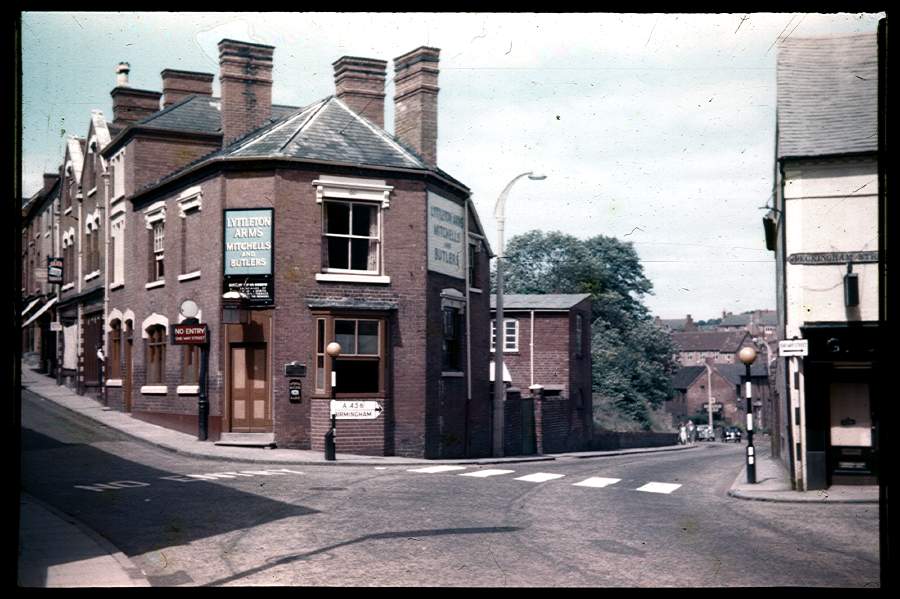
[
  {"left": 715, "top": 362, "right": 769, "bottom": 385},
  {"left": 658, "top": 318, "right": 688, "bottom": 331},
  {"left": 672, "top": 330, "right": 748, "bottom": 353},
  {"left": 490, "top": 294, "right": 592, "bottom": 311},
  {"left": 719, "top": 313, "right": 751, "bottom": 327},
  {"left": 671, "top": 366, "right": 705, "bottom": 390},
  {"left": 776, "top": 33, "right": 878, "bottom": 158},
  {"left": 225, "top": 96, "right": 426, "bottom": 170},
  {"left": 135, "top": 95, "right": 298, "bottom": 135}
]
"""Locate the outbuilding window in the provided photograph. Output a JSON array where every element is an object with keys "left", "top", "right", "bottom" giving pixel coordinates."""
[{"left": 491, "top": 319, "right": 519, "bottom": 353}]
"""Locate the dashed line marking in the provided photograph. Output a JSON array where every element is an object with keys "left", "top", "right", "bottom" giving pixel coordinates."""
[
  {"left": 636, "top": 482, "right": 682, "bottom": 494},
  {"left": 407, "top": 465, "right": 468, "bottom": 474},
  {"left": 514, "top": 472, "right": 566, "bottom": 483},
  {"left": 458, "top": 469, "right": 515, "bottom": 478},
  {"left": 573, "top": 477, "right": 621, "bottom": 488}
]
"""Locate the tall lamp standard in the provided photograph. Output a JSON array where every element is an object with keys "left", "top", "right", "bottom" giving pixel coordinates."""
[
  {"left": 493, "top": 171, "right": 547, "bottom": 458},
  {"left": 738, "top": 346, "right": 758, "bottom": 484},
  {"left": 702, "top": 361, "right": 715, "bottom": 439}
]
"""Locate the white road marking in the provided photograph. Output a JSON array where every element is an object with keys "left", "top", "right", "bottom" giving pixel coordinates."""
[
  {"left": 407, "top": 465, "right": 468, "bottom": 474},
  {"left": 374, "top": 467, "right": 388, "bottom": 470},
  {"left": 458, "top": 469, "right": 515, "bottom": 478},
  {"left": 636, "top": 482, "right": 682, "bottom": 494},
  {"left": 514, "top": 472, "right": 566, "bottom": 483},
  {"left": 572, "top": 477, "right": 621, "bottom": 488},
  {"left": 73, "top": 481, "right": 150, "bottom": 492}
]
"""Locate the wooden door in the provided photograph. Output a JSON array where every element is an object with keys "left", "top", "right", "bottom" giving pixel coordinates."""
[{"left": 230, "top": 344, "right": 271, "bottom": 432}]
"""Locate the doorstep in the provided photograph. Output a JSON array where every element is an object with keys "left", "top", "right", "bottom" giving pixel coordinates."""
[{"left": 215, "top": 432, "right": 276, "bottom": 448}]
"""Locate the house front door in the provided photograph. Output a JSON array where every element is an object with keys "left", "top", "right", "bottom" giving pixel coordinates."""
[{"left": 230, "top": 344, "right": 271, "bottom": 432}]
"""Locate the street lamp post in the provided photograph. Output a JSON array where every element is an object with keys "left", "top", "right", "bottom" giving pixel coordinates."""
[
  {"left": 703, "top": 361, "right": 714, "bottom": 438},
  {"left": 324, "top": 341, "right": 342, "bottom": 461},
  {"left": 493, "top": 171, "right": 546, "bottom": 458},
  {"left": 738, "top": 346, "right": 758, "bottom": 484}
]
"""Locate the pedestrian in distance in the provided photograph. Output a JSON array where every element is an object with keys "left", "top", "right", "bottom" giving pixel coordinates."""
[
  {"left": 679, "top": 423, "right": 688, "bottom": 445},
  {"left": 687, "top": 420, "right": 695, "bottom": 444}
]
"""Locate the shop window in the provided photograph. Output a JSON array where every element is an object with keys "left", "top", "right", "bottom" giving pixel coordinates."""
[
  {"left": 491, "top": 319, "right": 519, "bottom": 352},
  {"left": 316, "top": 316, "right": 384, "bottom": 396},
  {"left": 323, "top": 200, "right": 380, "bottom": 274},
  {"left": 145, "top": 325, "right": 166, "bottom": 384},
  {"left": 107, "top": 320, "right": 122, "bottom": 379}
]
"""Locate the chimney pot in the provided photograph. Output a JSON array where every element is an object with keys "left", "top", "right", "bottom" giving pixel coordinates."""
[
  {"left": 393, "top": 46, "right": 440, "bottom": 166},
  {"left": 116, "top": 62, "right": 130, "bottom": 87}
]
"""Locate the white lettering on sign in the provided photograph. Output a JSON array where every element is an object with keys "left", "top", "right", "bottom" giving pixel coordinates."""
[
  {"left": 224, "top": 209, "right": 273, "bottom": 276},
  {"left": 427, "top": 192, "right": 465, "bottom": 280},
  {"left": 330, "top": 400, "right": 383, "bottom": 419}
]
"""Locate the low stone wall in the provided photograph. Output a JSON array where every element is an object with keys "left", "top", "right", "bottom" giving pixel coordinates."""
[{"left": 589, "top": 431, "right": 678, "bottom": 451}]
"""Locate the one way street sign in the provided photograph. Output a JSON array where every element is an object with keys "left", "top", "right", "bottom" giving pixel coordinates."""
[{"left": 330, "top": 400, "right": 384, "bottom": 420}]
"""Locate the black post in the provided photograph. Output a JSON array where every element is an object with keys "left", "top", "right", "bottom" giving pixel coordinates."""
[
  {"left": 325, "top": 374, "right": 336, "bottom": 461},
  {"left": 745, "top": 363, "right": 756, "bottom": 484},
  {"left": 198, "top": 340, "right": 209, "bottom": 441}
]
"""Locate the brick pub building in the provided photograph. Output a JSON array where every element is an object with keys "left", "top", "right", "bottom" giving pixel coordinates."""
[{"left": 97, "top": 39, "right": 493, "bottom": 458}]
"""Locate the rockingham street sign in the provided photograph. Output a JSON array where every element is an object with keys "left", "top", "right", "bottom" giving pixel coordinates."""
[
  {"left": 330, "top": 400, "right": 384, "bottom": 420},
  {"left": 779, "top": 339, "right": 809, "bottom": 357}
]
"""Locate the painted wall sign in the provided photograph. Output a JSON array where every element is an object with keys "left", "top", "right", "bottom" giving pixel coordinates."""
[
  {"left": 787, "top": 251, "right": 878, "bottom": 265},
  {"left": 427, "top": 192, "right": 466, "bottom": 280},
  {"left": 224, "top": 208, "right": 274, "bottom": 276},
  {"left": 224, "top": 277, "right": 274, "bottom": 307}
]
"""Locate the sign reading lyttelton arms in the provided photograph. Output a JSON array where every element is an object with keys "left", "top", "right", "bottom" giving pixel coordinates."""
[
  {"left": 223, "top": 208, "right": 274, "bottom": 307},
  {"left": 787, "top": 251, "right": 878, "bottom": 265}
]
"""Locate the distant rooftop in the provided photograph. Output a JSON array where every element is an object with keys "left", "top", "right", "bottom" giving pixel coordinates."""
[{"left": 491, "top": 294, "right": 592, "bottom": 311}]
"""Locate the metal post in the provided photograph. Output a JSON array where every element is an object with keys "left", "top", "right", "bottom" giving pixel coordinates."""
[
  {"left": 325, "top": 373, "right": 337, "bottom": 461},
  {"left": 493, "top": 245, "right": 505, "bottom": 458},
  {"left": 745, "top": 362, "right": 756, "bottom": 484},
  {"left": 198, "top": 340, "right": 209, "bottom": 441}
]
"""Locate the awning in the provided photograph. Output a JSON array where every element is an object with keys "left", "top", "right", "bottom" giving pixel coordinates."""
[
  {"left": 22, "top": 297, "right": 58, "bottom": 328},
  {"left": 21, "top": 298, "right": 41, "bottom": 318},
  {"left": 489, "top": 361, "right": 512, "bottom": 383}
]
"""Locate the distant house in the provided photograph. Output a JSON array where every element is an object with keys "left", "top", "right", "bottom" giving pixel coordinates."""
[
  {"left": 718, "top": 309, "right": 777, "bottom": 340},
  {"left": 667, "top": 360, "right": 769, "bottom": 429},
  {"left": 671, "top": 330, "right": 754, "bottom": 366},
  {"left": 490, "top": 293, "right": 593, "bottom": 453},
  {"left": 653, "top": 314, "right": 697, "bottom": 332}
]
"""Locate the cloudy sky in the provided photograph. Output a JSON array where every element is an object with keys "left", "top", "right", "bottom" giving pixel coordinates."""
[{"left": 20, "top": 12, "right": 884, "bottom": 319}]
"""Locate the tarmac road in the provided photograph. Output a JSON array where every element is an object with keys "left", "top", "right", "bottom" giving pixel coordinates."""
[{"left": 20, "top": 390, "right": 880, "bottom": 587}]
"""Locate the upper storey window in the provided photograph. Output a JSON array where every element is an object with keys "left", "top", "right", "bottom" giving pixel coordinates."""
[{"left": 323, "top": 200, "right": 379, "bottom": 274}]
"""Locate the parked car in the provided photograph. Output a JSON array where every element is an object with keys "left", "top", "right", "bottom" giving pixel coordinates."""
[
  {"left": 723, "top": 426, "right": 742, "bottom": 443},
  {"left": 695, "top": 424, "right": 715, "bottom": 441}
]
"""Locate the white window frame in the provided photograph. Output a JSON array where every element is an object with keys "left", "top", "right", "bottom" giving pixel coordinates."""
[
  {"left": 321, "top": 199, "right": 382, "bottom": 276},
  {"left": 144, "top": 202, "right": 166, "bottom": 284},
  {"left": 111, "top": 150, "right": 125, "bottom": 201},
  {"left": 313, "top": 175, "right": 392, "bottom": 284},
  {"left": 491, "top": 318, "right": 519, "bottom": 353},
  {"left": 110, "top": 214, "right": 125, "bottom": 288}
]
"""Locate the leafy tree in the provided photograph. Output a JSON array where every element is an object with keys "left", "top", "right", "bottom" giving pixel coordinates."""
[{"left": 496, "top": 230, "right": 678, "bottom": 430}]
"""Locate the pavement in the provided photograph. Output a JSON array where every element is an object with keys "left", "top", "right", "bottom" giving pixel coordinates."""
[{"left": 17, "top": 365, "right": 879, "bottom": 587}]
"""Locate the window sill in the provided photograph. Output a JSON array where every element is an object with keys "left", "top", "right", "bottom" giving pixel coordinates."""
[
  {"left": 84, "top": 270, "right": 101, "bottom": 282},
  {"left": 490, "top": 351, "right": 520, "bottom": 355},
  {"left": 110, "top": 281, "right": 124, "bottom": 290},
  {"left": 316, "top": 273, "right": 390, "bottom": 284},
  {"left": 312, "top": 393, "right": 386, "bottom": 400},
  {"left": 63, "top": 207, "right": 73, "bottom": 216},
  {"left": 141, "top": 385, "right": 168, "bottom": 395},
  {"left": 105, "top": 379, "right": 123, "bottom": 387},
  {"left": 178, "top": 271, "right": 201, "bottom": 282},
  {"left": 441, "top": 371, "right": 465, "bottom": 378},
  {"left": 87, "top": 187, "right": 97, "bottom": 197},
  {"left": 145, "top": 280, "right": 166, "bottom": 290},
  {"left": 177, "top": 385, "right": 199, "bottom": 395},
  {"left": 62, "top": 283, "right": 74, "bottom": 292},
  {"left": 469, "top": 288, "right": 483, "bottom": 294}
]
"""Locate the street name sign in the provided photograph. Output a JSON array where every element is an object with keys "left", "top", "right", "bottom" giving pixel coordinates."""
[
  {"left": 779, "top": 339, "right": 809, "bottom": 357},
  {"left": 330, "top": 400, "right": 383, "bottom": 420}
]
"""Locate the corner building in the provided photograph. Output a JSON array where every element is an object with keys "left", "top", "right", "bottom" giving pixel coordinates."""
[{"left": 103, "top": 40, "right": 492, "bottom": 458}]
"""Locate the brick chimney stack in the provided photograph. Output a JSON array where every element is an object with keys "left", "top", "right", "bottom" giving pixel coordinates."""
[
  {"left": 111, "top": 63, "right": 162, "bottom": 127},
  {"left": 393, "top": 46, "right": 440, "bottom": 166},
  {"left": 218, "top": 39, "right": 274, "bottom": 146},
  {"left": 333, "top": 56, "right": 388, "bottom": 128},
  {"left": 161, "top": 69, "right": 215, "bottom": 108}
]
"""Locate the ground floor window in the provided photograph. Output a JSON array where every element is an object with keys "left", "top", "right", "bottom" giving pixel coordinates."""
[
  {"left": 146, "top": 325, "right": 166, "bottom": 384},
  {"left": 108, "top": 320, "right": 122, "bottom": 379},
  {"left": 182, "top": 344, "right": 200, "bottom": 384},
  {"left": 314, "top": 314, "right": 385, "bottom": 396}
]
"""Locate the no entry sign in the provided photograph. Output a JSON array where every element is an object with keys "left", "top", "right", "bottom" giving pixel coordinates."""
[{"left": 171, "top": 323, "right": 209, "bottom": 345}]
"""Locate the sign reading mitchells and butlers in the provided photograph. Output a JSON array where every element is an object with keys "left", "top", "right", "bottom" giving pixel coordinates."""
[
  {"left": 47, "top": 257, "right": 64, "bottom": 284},
  {"left": 427, "top": 192, "right": 465, "bottom": 280},
  {"left": 223, "top": 208, "right": 274, "bottom": 307}
]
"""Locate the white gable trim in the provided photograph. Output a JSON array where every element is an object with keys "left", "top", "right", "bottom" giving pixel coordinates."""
[{"left": 141, "top": 312, "right": 169, "bottom": 337}]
